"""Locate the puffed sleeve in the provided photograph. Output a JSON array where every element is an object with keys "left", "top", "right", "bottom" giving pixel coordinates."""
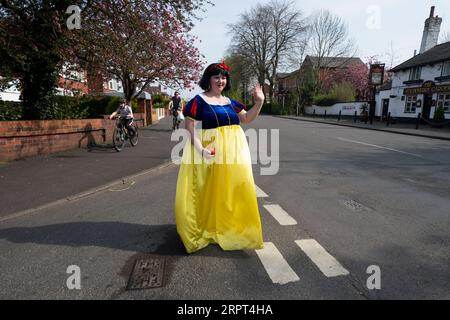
[
  {"left": 182, "top": 95, "right": 203, "bottom": 121},
  {"left": 231, "top": 99, "right": 246, "bottom": 113}
]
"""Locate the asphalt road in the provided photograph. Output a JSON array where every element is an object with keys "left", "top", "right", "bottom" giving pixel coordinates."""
[{"left": 0, "top": 115, "right": 449, "bottom": 300}]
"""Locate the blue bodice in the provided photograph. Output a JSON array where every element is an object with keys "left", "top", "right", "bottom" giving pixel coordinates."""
[{"left": 182, "top": 94, "right": 246, "bottom": 129}]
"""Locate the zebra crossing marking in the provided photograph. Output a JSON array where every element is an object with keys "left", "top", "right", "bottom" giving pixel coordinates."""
[
  {"left": 263, "top": 204, "right": 297, "bottom": 226},
  {"left": 255, "top": 186, "right": 349, "bottom": 282},
  {"left": 295, "top": 239, "right": 349, "bottom": 277},
  {"left": 255, "top": 185, "right": 269, "bottom": 198},
  {"left": 255, "top": 242, "right": 300, "bottom": 285}
]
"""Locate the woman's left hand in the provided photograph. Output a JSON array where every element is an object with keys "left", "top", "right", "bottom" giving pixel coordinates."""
[{"left": 253, "top": 84, "right": 265, "bottom": 104}]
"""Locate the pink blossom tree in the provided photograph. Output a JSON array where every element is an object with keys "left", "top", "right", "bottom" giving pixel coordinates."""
[
  {"left": 71, "top": 0, "right": 207, "bottom": 102},
  {"left": 331, "top": 56, "right": 392, "bottom": 101},
  {"left": 335, "top": 62, "right": 370, "bottom": 100}
]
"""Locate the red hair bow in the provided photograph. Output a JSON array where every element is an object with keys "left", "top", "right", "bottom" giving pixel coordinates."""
[{"left": 215, "top": 62, "right": 231, "bottom": 71}]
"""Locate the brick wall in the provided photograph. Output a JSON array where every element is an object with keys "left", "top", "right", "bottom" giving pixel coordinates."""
[{"left": 0, "top": 118, "right": 114, "bottom": 162}]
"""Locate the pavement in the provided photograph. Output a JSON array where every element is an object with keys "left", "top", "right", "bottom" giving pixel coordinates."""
[
  {"left": 0, "top": 117, "right": 179, "bottom": 218},
  {"left": 277, "top": 115, "right": 450, "bottom": 141},
  {"left": 2, "top": 114, "right": 450, "bottom": 219}
]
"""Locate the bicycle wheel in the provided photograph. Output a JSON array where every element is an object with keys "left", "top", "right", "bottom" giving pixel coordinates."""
[
  {"left": 113, "top": 127, "right": 125, "bottom": 152},
  {"left": 172, "top": 116, "right": 177, "bottom": 131},
  {"left": 130, "top": 125, "right": 139, "bottom": 146}
]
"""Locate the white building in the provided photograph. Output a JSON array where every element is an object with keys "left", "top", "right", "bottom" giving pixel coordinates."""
[
  {"left": 376, "top": 6, "right": 450, "bottom": 120},
  {"left": 0, "top": 83, "right": 21, "bottom": 102}
]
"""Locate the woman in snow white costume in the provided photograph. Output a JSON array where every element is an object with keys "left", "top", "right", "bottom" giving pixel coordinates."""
[{"left": 175, "top": 62, "right": 265, "bottom": 253}]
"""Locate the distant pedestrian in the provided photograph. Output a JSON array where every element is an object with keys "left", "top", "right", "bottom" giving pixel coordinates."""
[{"left": 169, "top": 91, "right": 184, "bottom": 130}]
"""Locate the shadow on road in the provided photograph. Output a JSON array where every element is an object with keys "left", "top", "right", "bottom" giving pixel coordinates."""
[
  {"left": 0, "top": 222, "right": 251, "bottom": 259},
  {"left": 85, "top": 144, "right": 116, "bottom": 153},
  {"left": 141, "top": 128, "right": 173, "bottom": 132}
]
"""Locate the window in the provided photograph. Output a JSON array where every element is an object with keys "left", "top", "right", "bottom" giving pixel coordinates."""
[
  {"left": 405, "top": 95, "right": 417, "bottom": 113},
  {"left": 441, "top": 61, "right": 450, "bottom": 77},
  {"left": 437, "top": 93, "right": 450, "bottom": 113},
  {"left": 109, "top": 81, "right": 113, "bottom": 90},
  {"left": 409, "top": 67, "right": 422, "bottom": 80}
]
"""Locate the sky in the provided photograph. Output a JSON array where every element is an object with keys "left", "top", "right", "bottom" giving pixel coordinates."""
[{"left": 172, "top": 0, "right": 450, "bottom": 99}]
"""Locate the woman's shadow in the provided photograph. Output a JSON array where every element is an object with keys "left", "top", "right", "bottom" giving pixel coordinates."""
[{"left": 0, "top": 222, "right": 250, "bottom": 258}]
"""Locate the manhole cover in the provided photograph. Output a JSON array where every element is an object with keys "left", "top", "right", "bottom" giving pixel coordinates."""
[
  {"left": 339, "top": 199, "right": 370, "bottom": 212},
  {"left": 127, "top": 256, "right": 165, "bottom": 290}
]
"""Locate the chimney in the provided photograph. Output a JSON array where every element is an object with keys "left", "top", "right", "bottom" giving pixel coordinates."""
[
  {"left": 419, "top": 6, "right": 442, "bottom": 53},
  {"left": 414, "top": 49, "right": 417, "bottom": 56}
]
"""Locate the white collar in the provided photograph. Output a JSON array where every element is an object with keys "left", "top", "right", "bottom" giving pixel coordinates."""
[{"left": 199, "top": 93, "right": 231, "bottom": 106}]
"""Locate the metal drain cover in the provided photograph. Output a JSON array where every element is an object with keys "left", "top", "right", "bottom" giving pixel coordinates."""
[
  {"left": 339, "top": 199, "right": 370, "bottom": 212},
  {"left": 127, "top": 256, "right": 165, "bottom": 290}
]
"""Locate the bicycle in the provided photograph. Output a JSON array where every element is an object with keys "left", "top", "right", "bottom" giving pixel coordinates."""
[
  {"left": 172, "top": 110, "right": 182, "bottom": 131},
  {"left": 112, "top": 116, "right": 139, "bottom": 152}
]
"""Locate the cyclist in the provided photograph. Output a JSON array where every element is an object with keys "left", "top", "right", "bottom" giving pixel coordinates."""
[
  {"left": 168, "top": 91, "right": 184, "bottom": 130},
  {"left": 109, "top": 98, "right": 137, "bottom": 138}
]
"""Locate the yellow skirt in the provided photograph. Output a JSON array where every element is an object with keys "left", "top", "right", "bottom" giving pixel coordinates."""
[{"left": 175, "top": 125, "right": 263, "bottom": 253}]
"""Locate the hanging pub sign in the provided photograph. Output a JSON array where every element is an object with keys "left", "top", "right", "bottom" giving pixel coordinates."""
[{"left": 369, "top": 64, "right": 385, "bottom": 85}]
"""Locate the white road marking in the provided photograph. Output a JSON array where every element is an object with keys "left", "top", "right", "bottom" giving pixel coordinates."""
[
  {"left": 255, "top": 242, "right": 300, "bottom": 285},
  {"left": 336, "top": 137, "right": 424, "bottom": 158},
  {"left": 263, "top": 204, "right": 297, "bottom": 226},
  {"left": 295, "top": 239, "right": 349, "bottom": 277},
  {"left": 255, "top": 185, "right": 268, "bottom": 198}
]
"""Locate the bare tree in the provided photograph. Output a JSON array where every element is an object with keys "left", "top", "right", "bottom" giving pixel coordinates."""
[
  {"left": 228, "top": 0, "right": 306, "bottom": 101},
  {"left": 228, "top": 4, "right": 272, "bottom": 89},
  {"left": 384, "top": 41, "right": 400, "bottom": 70},
  {"left": 307, "top": 9, "right": 356, "bottom": 93},
  {"left": 286, "top": 31, "right": 310, "bottom": 71}
]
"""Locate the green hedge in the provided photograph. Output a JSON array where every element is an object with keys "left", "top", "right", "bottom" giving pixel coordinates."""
[
  {"left": 313, "top": 82, "right": 356, "bottom": 107},
  {"left": 50, "top": 96, "right": 90, "bottom": 120},
  {"left": 434, "top": 106, "right": 445, "bottom": 122},
  {"left": 0, "top": 101, "right": 23, "bottom": 120},
  {"left": 261, "top": 102, "right": 290, "bottom": 115},
  {"left": 0, "top": 95, "right": 137, "bottom": 120},
  {"left": 83, "top": 96, "right": 122, "bottom": 118},
  {"left": 313, "top": 94, "right": 338, "bottom": 106},
  {"left": 152, "top": 93, "right": 170, "bottom": 108}
]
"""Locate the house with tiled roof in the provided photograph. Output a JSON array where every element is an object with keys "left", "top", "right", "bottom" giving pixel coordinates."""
[
  {"left": 376, "top": 7, "right": 450, "bottom": 120},
  {"left": 302, "top": 56, "right": 364, "bottom": 70},
  {"left": 276, "top": 55, "right": 366, "bottom": 105}
]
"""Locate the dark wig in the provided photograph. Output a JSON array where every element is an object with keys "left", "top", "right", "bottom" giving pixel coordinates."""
[{"left": 198, "top": 63, "right": 231, "bottom": 92}]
